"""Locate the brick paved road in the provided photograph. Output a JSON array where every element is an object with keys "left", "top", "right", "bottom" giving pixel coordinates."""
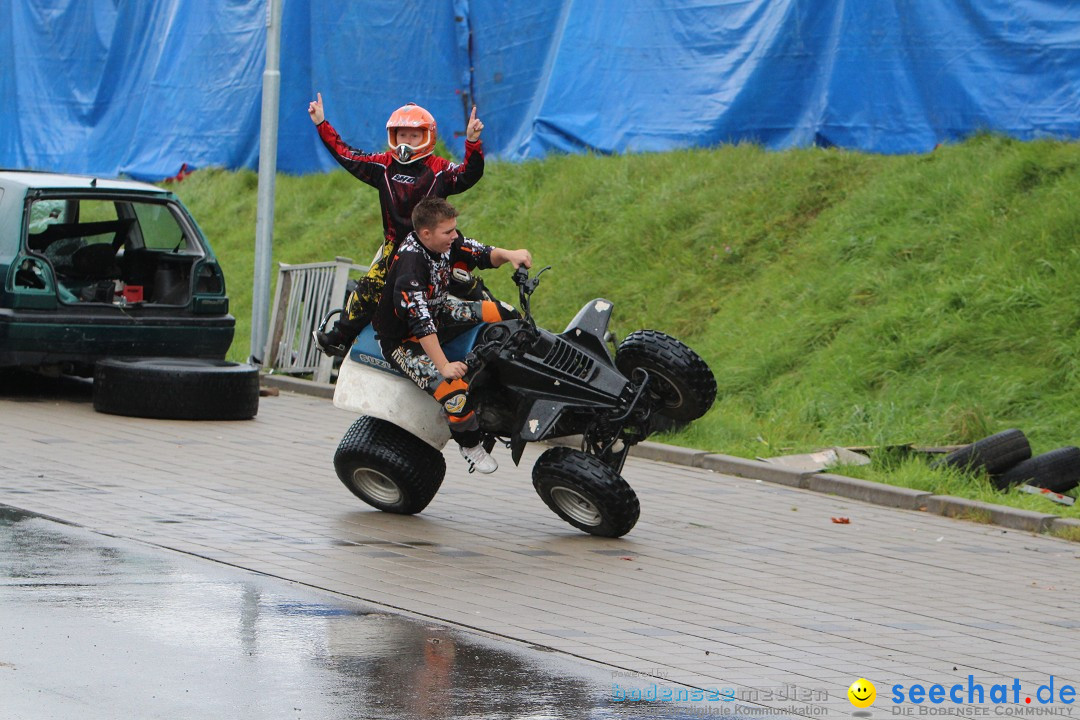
[{"left": 1, "top": 386, "right": 1078, "bottom": 717}]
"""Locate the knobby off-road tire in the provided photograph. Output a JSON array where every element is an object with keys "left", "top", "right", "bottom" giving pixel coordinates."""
[
  {"left": 992, "top": 446, "right": 1080, "bottom": 493},
  {"left": 334, "top": 416, "right": 446, "bottom": 514},
  {"left": 931, "top": 429, "right": 1031, "bottom": 475},
  {"left": 615, "top": 330, "right": 716, "bottom": 423},
  {"left": 93, "top": 357, "right": 259, "bottom": 420},
  {"left": 532, "top": 447, "right": 639, "bottom": 538}
]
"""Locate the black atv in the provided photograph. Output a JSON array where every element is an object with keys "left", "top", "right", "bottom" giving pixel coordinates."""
[{"left": 331, "top": 266, "right": 716, "bottom": 537}]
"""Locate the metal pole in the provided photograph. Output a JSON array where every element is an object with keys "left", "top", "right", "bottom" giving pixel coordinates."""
[{"left": 250, "top": 0, "right": 283, "bottom": 365}]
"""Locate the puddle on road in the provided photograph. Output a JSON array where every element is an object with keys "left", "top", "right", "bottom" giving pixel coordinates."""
[{"left": 0, "top": 506, "right": 786, "bottom": 720}]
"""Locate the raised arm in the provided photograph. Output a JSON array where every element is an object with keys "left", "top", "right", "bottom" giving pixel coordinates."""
[
  {"left": 311, "top": 94, "right": 387, "bottom": 185},
  {"left": 442, "top": 106, "right": 486, "bottom": 195}
]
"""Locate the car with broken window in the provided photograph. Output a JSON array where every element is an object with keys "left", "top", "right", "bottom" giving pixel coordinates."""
[{"left": 0, "top": 170, "right": 233, "bottom": 375}]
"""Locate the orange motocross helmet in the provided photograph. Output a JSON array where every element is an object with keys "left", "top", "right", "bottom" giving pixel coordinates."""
[{"left": 386, "top": 103, "right": 437, "bottom": 163}]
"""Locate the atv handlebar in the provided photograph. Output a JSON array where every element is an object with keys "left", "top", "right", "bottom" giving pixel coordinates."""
[
  {"left": 463, "top": 265, "right": 551, "bottom": 375},
  {"left": 512, "top": 264, "right": 551, "bottom": 293},
  {"left": 513, "top": 264, "right": 551, "bottom": 325},
  {"left": 511, "top": 264, "right": 530, "bottom": 287}
]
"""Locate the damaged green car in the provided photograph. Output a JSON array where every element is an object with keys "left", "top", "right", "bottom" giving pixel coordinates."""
[{"left": 0, "top": 171, "right": 233, "bottom": 374}]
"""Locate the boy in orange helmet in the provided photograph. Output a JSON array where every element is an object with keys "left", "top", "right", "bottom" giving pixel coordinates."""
[{"left": 308, "top": 93, "right": 486, "bottom": 355}]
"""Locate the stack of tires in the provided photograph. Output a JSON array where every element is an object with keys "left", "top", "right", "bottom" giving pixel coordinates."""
[{"left": 932, "top": 429, "right": 1080, "bottom": 494}]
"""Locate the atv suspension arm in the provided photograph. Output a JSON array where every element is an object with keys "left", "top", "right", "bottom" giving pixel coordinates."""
[{"left": 582, "top": 368, "right": 653, "bottom": 474}]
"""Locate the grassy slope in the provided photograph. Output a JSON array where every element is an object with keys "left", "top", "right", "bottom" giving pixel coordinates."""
[{"left": 171, "top": 134, "right": 1080, "bottom": 518}]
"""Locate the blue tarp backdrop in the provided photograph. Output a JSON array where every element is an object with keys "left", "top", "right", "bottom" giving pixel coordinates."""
[{"left": 3, "top": 1, "right": 1079, "bottom": 179}]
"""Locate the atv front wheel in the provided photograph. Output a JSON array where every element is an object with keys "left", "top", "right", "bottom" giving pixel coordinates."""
[
  {"left": 615, "top": 330, "right": 716, "bottom": 422},
  {"left": 532, "top": 447, "right": 639, "bottom": 537},
  {"left": 334, "top": 416, "right": 446, "bottom": 514}
]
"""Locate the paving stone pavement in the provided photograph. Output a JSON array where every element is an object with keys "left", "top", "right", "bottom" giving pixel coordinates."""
[{"left": 2, "top": 387, "right": 1079, "bottom": 718}]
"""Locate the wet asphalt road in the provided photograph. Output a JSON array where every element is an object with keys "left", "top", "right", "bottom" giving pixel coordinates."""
[{"left": 0, "top": 506, "right": 775, "bottom": 720}]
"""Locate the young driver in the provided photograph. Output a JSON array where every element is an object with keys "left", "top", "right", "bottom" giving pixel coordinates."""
[
  {"left": 308, "top": 93, "right": 486, "bottom": 356},
  {"left": 373, "top": 198, "right": 531, "bottom": 473}
]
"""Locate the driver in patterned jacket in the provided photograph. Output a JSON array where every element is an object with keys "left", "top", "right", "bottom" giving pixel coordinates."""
[{"left": 373, "top": 198, "right": 531, "bottom": 474}]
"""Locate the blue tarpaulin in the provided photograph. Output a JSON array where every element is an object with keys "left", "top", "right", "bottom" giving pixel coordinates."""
[{"left": 2, "top": 0, "right": 1079, "bottom": 179}]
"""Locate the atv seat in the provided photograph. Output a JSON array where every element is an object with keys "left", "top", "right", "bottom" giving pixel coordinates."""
[{"left": 348, "top": 323, "right": 488, "bottom": 376}]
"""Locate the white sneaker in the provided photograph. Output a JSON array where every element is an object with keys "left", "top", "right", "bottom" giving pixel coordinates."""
[{"left": 459, "top": 444, "right": 498, "bottom": 474}]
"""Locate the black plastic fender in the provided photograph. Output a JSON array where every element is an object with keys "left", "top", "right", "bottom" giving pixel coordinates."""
[{"left": 560, "top": 298, "right": 616, "bottom": 362}]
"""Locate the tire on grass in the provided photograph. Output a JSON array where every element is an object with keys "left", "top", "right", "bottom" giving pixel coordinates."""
[
  {"left": 532, "top": 447, "right": 639, "bottom": 538},
  {"left": 334, "top": 416, "right": 446, "bottom": 515},
  {"left": 992, "top": 446, "right": 1080, "bottom": 493},
  {"left": 930, "top": 429, "right": 1031, "bottom": 476},
  {"left": 93, "top": 357, "right": 259, "bottom": 420},
  {"left": 615, "top": 330, "right": 716, "bottom": 423}
]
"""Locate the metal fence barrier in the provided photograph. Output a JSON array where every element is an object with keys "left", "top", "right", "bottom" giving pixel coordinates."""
[{"left": 263, "top": 256, "right": 367, "bottom": 384}]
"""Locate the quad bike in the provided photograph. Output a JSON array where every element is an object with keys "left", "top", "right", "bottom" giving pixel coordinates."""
[{"left": 330, "top": 266, "right": 717, "bottom": 538}]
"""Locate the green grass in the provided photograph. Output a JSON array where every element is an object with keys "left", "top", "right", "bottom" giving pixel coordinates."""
[
  {"left": 1054, "top": 525, "right": 1080, "bottom": 543},
  {"left": 837, "top": 453, "right": 1080, "bottom": 520},
  {"left": 170, "top": 133, "right": 1080, "bottom": 519}
]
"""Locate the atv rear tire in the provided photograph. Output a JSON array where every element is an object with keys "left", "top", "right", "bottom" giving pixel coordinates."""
[
  {"left": 992, "top": 446, "right": 1080, "bottom": 493},
  {"left": 93, "top": 357, "right": 259, "bottom": 420},
  {"left": 334, "top": 416, "right": 446, "bottom": 514},
  {"left": 532, "top": 447, "right": 639, "bottom": 538},
  {"left": 615, "top": 330, "right": 716, "bottom": 422},
  {"left": 930, "top": 429, "right": 1031, "bottom": 475}
]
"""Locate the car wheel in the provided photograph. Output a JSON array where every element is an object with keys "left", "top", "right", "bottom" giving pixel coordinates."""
[
  {"left": 532, "top": 447, "right": 639, "bottom": 538},
  {"left": 991, "top": 446, "right": 1080, "bottom": 493},
  {"left": 93, "top": 357, "right": 259, "bottom": 420},
  {"left": 334, "top": 416, "right": 445, "bottom": 514},
  {"left": 930, "top": 429, "right": 1031, "bottom": 475},
  {"left": 615, "top": 330, "right": 716, "bottom": 422}
]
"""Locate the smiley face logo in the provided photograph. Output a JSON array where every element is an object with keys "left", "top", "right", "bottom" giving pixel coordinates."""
[{"left": 848, "top": 678, "right": 876, "bottom": 708}]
